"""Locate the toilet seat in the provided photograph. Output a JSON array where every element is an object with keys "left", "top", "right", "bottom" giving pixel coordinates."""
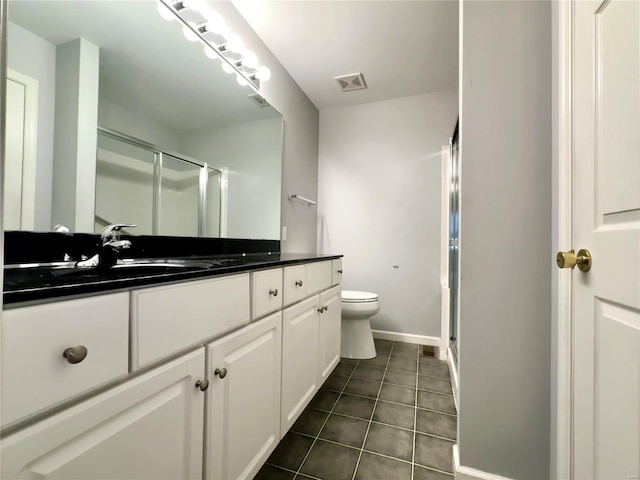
[{"left": 342, "top": 290, "right": 378, "bottom": 303}]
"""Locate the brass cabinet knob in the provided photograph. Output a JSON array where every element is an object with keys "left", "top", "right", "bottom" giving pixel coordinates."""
[
  {"left": 195, "top": 379, "right": 209, "bottom": 391},
  {"left": 556, "top": 249, "right": 592, "bottom": 272},
  {"left": 323, "top": 305, "right": 329, "bottom": 312},
  {"left": 63, "top": 345, "right": 88, "bottom": 364},
  {"left": 318, "top": 307, "right": 324, "bottom": 313},
  {"left": 269, "top": 288, "right": 278, "bottom": 297},
  {"left": 214, "top": 368, "right": 227, "bottom": 379},
  {"left": 337, "top": 269, "right": 343, "bottom": 274},
  {"left": 295, "top": 280, "right": 303, "bottom": 287}
]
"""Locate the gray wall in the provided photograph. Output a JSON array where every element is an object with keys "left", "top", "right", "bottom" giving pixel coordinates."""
[
  {"left": 458, "top": 1, "right": 551, "bottom": 479},
  {"left": 220, "top": 1, "right": 319, "bottom": 253},
  {"left": 318, "top": 91, "right": 458, "bottom": 338}
]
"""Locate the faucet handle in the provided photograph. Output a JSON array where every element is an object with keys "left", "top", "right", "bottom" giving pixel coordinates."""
[{"left": 101, "top": 224, "right": 137, "bottom": 243}]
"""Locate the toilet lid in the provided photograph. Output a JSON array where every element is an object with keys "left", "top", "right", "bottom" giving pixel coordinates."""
[{"left": 342, "top": 290, "right": 378, "bottom": 303}]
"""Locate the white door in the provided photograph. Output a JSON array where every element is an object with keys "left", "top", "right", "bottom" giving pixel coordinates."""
[
  {"left": 206, "top": 312, "right": 282, "bottom": 480},
  {"left": 1, "top": 349, "right": 206, "bottom": 480},
  {"left": 281, "top": 295, "right": 320, "bottom": 433},
  {"left": 572, "top": 1, "right": 640, "bottom": 478},
  {"left": 318, "top": 285, "right": 341, "bottom": 385},
  {"left": 4, "top": 70, "right": 37, "bottom": 230}
]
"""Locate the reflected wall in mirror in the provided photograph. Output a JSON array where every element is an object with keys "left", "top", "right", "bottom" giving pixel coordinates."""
[{"left": 3, "top": 0, "right": 283, "bottom": 239}]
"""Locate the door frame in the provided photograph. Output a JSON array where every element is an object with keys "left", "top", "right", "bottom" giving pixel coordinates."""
[
  {"left": 6, "top": 68, "right": 38, "bottom": 230},
  {"left": 555, "top": 0, "right": 574, "bottom": 478}
]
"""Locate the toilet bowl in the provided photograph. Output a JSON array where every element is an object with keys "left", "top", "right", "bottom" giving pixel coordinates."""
[{"left": 341, "top": 290, "right": 379, "bottom": 360}]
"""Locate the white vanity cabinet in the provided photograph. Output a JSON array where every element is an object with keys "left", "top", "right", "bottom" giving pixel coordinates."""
[
  {"left": 1, "top": 293, "right": 129, "bottom": 427},
  {"left": 281, "top": 295, "right": 321, "bottom": 432},
  {"left": 1, "top": 257, "right": 342, "bottom": 480},
  {"left": 318, "top": 285, "right": 342, "bottom": 385},
  {"left": 1, "top": 348, "right": 206, "bottom": 480},
  {"left": 205, "top": 312, "right": 282, "bottom": 480}
]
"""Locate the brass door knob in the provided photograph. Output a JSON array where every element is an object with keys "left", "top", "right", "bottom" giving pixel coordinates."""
[
  {"left": 195, "top": 379, "right": 209, "bottom": 391},
  {"left": 556, "top": 249, "right": 592, "bottom": 272},
  {"left": 63, "top": 345, "right": 88, "bottom": 364},
  {"left": 214, "top": 368, "right": 227, "bottom": 379},
  {"left": 269, "top": 288, "right": 278, "bottom": 297}
]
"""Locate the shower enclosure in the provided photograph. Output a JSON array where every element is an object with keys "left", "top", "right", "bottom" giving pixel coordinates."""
[
  {"left": 95, "top": 128, "right": 223, "bottom": 237},
  {"left": 448, "top": 121, "right": 460, "bottom": 361}
]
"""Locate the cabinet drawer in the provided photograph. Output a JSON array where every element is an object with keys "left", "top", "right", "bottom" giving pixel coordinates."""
[
  {"left": 305, "top": 261, "right": 332, "bottom": 296},
  {"left": 1, "top": 293, "right": 129, "bottom": 427},
  {"left": 251, "top": 268, "right": 283, "bottom": 320},
  {"left": 132, "top": 274, "right": 250, "bottom": 369},
  {"left": 331, "top": 259, "right": 343, "bottom": 286},
  {"left": 283, "top": 265, "right": 307, "bottom": 307}
]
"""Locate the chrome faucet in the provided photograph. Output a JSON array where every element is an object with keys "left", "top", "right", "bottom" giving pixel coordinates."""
[{"left": 76, "top": 223, "right": 137, "bottom": 268}]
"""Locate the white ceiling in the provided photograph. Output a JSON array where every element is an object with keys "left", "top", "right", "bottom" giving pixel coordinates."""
[{"left": 232, "top": 0, "right": 459, "bottom": 109}]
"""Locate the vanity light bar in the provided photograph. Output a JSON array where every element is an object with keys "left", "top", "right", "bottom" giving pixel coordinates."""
[{"left": 156, "top": 0, "right": 271, "bottom": 88}]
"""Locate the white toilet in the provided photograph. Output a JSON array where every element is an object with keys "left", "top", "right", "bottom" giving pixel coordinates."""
[{"left": 340, "top": 290, "right": 380, "bottom": 359}]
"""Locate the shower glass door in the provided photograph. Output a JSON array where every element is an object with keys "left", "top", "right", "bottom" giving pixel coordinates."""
[{"left": 448, "top": 122, "right": 460, "bottom": 361}]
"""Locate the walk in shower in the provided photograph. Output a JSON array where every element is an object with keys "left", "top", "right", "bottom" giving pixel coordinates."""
[{"left": 95, "top": 129, "right": 223, "bottom": 237}]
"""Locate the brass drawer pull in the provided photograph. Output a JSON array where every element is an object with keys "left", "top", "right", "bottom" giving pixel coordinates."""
[
  {"left": 215, "top": 368, "right": 228, "bottom": 379},
  {"left": 269, "top": 289, "right": 278, "bottom": 297},
  {"left": 295, "top": 280, "right": 303, "bottom": 287}
]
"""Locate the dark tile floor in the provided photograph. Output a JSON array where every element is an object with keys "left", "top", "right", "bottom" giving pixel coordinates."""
[{"left": 255, "top": 339, "right": 457, "bottom": 480}]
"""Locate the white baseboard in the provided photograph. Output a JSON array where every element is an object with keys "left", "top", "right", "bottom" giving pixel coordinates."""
[
  {"left": 371, "top": 330, "right": 440, "bottom": 347},
  {"left": 447, "top": 348, "right": 459, "bottom": 411},
  {"left": 453, "top": 445, "right": 514, "bottom": 480}
]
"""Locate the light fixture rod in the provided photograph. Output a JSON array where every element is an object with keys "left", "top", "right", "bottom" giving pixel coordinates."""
[{"left": 157, "top": 0, "right": 261, "bottom": 91}]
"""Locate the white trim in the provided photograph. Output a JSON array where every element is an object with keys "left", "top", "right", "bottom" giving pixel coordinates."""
[
  {"left": 371, "top": 330, "right": 439, "bottom": 347},
  {"left": 555, "top": 1, "right": 573, "bottom": 479},
  {"left": 448, "top": 347, "right": 459, "bottom": 411},
  {"left": 454, "top": 445, "right": 514, "bottom": 480},
  {"left": 7, "top": 68, "right": 38, "bottom": 230}
]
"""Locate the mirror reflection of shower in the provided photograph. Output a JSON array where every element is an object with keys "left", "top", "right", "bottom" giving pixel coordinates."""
[
  {"left": 448, "top": 120, "right": 460, "bottom": 361},
  {"left": 95, "top": 129, "right": 224, "bottom": 237}
]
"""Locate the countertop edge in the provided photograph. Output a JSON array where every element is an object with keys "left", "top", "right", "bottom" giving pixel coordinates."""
[{"left": 3, "top": 254, "right": 343, "bottom": 308}]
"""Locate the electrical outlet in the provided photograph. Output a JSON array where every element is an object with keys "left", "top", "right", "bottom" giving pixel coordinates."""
[{"left": 281, "top": 226, "right": 287, "bottom": 241}]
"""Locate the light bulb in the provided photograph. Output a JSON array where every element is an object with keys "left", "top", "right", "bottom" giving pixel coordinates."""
[
  {"left": 203, "top": 10, "right": 227, "bottom": 35},
  {"left": 225, "top": 33, "right": 244, "bottom": 53},
  {"left": 156, "top": 1, "right": 175, "bottom": 20},
  {"left": 204, "top": 45, "right": 219, "bottom": 60},
  {"left": 255, "top": 66, "right": 271, "bottom": 81},
  {"left": 221, "top": 62, "right": 235, "bottom": 74},
  {"left": 240, "top": 51, "right": 258, "bottom": 69},
  {"left": 182, "top": 23, "right": 198, "bottom": 42},
  {"left": 236, "top": 74, "right": 248, "bottom": 86}
]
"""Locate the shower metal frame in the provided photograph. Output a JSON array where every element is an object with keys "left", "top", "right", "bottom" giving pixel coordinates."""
[
  {"left": 448, "top": 121, "right": 460, "bottom": 361},
  {"left": 96, "top": 127, "right": 224, "bottom": 237}
]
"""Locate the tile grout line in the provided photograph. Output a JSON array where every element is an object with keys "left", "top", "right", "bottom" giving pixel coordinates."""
[
  {"left": 350, "top": 342, "right": 395, "bottom": 480},
  {"left": 293, "top": 357, "right": 362, "bottom": 478},
  {"left": 411, "top": 348, "right": 419, "bottom": 480}
]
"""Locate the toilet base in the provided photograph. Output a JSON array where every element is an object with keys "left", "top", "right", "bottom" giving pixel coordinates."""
[{"left": 340, "top": 318, "right": 377, "bottom": 360}]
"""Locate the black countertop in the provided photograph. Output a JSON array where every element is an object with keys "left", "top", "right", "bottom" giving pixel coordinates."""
[{"left": 3, "top": 253, "right": 342, "bottom": 307}]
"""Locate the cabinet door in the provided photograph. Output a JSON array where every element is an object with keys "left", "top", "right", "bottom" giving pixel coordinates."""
[
  {"left": 206, "top": 312, "right": 282, "bottom": 480},
  {"left": 281, "top": 295, "right": 320, "bottom": 433},
  {"left": 1, "top": 349, "right": 206, "bottom": 480},
  {"left": 319, "top": 286, "right": 342, "bottom": 385}
]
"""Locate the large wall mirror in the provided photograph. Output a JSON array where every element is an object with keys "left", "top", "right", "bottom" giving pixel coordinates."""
[{"left": 3, "top": 0, "right": 283, "bottom": 240}]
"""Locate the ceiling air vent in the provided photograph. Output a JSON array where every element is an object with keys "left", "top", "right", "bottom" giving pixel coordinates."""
[
  {"left": 248, "top": 93, "right": 271, "bottom": 107},
  {"left": 334, "top": 73, "right": 367, "bottom": 92}
]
